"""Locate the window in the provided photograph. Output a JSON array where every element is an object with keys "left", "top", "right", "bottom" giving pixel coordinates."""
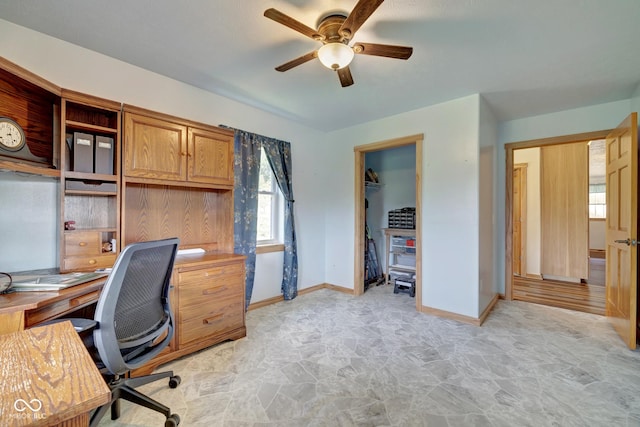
[
  {"left": 589, "top": 183, "right": 606, "bottom": 219},
  {"left": 588, "top": 139, "right": 606, "bottom": 219},
  {"left": 257, "top": 149, "right": 283, "bottom": 244}
]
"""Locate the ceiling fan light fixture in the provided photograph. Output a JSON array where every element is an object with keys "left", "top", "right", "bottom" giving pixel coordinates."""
[{"left": 317, "top": 42, "right": 354, "bottom": 70}]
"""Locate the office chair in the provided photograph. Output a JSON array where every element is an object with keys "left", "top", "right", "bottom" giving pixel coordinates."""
[{"left": 69, "top": 238, "right": 182, "bottom": 427}]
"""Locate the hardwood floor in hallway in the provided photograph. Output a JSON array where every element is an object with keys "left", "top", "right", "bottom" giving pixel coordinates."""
[{"left": 513, "top": 258, "right": 605, "bottom": 315}]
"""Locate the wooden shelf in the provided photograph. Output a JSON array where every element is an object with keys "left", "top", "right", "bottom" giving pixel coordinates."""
[
  {"left": 0, "top": 158, "right": 60, "bottom": 178},
  {"left": 65, "top": 120, "right": 118, "bottom": 135},
  {"left": 65, "top": 171, "right": 118, "bottom": 182}
]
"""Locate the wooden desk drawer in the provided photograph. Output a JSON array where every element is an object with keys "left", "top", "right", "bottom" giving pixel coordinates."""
[
  {"left": 178, "top": 273, "right": 243, "bottom": 309},
  {"left": 65, "top": 231, "right": 102, "bottom": 256},
  {"left": 26, "top": 289, "right": 101, "bottom": 327},
  {"left": 178, "top": 295, "right": 243, "bottom": 347},
  {"left": 63, "top": 254, "right": 116, "bottom": 271},
  {"left": 178, "top": 262, "right": 243, "bottom": 283}
]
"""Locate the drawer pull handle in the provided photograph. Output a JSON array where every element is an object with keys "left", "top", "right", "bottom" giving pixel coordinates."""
[
  {"left": 79, "top": 242, "right": 87, "bottom": 247},
  {"left": 202, "top": 314, "right": 223, "bottom": 325},
  {"left": 88, "top": 259, "right": 97, "bottom": 265},
  {"left": 71, "top": 291, "right": 99, "bottom": 307},
  {"left": 203, "top": 286, "right": 227, "bottom": 295}
]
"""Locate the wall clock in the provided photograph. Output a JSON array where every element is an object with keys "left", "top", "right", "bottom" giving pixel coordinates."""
[{"left": 0, "top": 116, "right": 47, "bottom": 164}]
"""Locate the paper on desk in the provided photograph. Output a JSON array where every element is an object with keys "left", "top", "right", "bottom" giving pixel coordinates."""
[{"left": 11, "top": 272, "right": 108, "bottom": 291}]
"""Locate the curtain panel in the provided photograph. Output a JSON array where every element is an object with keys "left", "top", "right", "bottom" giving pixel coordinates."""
[
  {"left": 262, "top": 138, "right": 298, "bottom": 300},
  {"left": 221, "top": 125, "right": 298, "bottom": 307}
]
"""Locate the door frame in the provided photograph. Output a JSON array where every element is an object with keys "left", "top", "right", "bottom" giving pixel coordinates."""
[
  {"left": 354, "top": 134, "right": 423, "bottom": 312},
  {"left": 513, "top": 163, "right": 528, "bottom": 277},
  {"left": 505, "top": 129, "right": 611, "bottom": 300}
]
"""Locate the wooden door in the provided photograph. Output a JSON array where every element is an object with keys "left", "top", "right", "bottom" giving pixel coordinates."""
[
  {"left": 513, "top": 164, "right": 527, "bottom": 276},
  {"left": 123, "top": 112, "right": 187, "bottom": 181},
  {"left": 541, "top": 143, "right": 589, "bottom": 279},
  {"left": 187, "top": 127, "right": 234, "bottom": 186},
  {"left": 606, "top": 113, "right": 638, "bottom": 350}
]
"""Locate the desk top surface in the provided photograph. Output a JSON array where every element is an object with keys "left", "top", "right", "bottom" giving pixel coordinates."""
[
  {"left": 0, "top": 321, "right": 110, "bottom": 426},
  {"left": 0, "top": 278, "right": 105, "bottom": 315}
]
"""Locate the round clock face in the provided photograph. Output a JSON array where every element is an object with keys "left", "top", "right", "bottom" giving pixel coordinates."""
[{"left": 0, "top": 118, "right": 26, "bottom": 152}]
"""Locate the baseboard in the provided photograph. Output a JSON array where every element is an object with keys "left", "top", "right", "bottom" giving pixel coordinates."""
[
  {"left": 419, "top": 305, "right": 481, "bottom": 326},
  {"left": 478, "top": 294, "right": 499, "bottom": 326},
  {"left": 420, "top": 296, "right": 499, "bottom": 327},
  {"left": 247, "top": 295, "right": 284, "bottom": 311},
  {"left": 247, "top": 283, "right": 354, "bottom": 311}
]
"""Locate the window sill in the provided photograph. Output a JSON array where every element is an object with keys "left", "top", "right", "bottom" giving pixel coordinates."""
[{"left": 256, "top": 243, "right": 285, "bottom": 254}]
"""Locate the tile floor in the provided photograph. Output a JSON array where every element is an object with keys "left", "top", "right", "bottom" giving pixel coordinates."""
[{"left": 99, "top": 284, "right": 640, "bottom": 426}]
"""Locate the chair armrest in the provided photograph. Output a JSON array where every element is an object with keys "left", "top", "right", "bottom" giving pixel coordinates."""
[
  {"left": 40, "top": 318, "right": 97, "bottom": 334},
  {"left": 69, "top": 318, "right": 98, "bottom": 333}
]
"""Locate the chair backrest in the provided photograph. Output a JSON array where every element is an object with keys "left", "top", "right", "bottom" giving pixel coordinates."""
[{"left": 93, "top": 238, "right": 179, "bottom": 374}]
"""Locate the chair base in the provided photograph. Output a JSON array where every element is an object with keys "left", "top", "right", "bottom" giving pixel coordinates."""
[{"left": 90, "top": 371, "right": 177, "bottom": 427}]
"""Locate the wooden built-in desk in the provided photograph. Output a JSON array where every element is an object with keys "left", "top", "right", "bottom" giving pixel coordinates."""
[
  {"left": 0, "top": 321, "right": 110, "bottom": 426},
  {"left": 0, "top": 278, "right": 106, "bottom": 335},
  {"left": 0, "top": 252, "right": 247, "bottom": 376}
]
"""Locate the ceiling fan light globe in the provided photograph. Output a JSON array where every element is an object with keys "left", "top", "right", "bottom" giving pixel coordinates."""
[{"left": 318, "top": 43, "right": 354, "bottom": 70}]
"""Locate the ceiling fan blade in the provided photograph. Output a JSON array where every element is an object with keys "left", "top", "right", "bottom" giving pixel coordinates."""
[
  {"left": 353, "top": 42, "right": 413, "bottom": 59},
  {"left": 264, "top": 8, "right": 325, "bottom": 41},
  {"left": 339, "top": 0, "right": 385, "bottom": 40},
  {"left": 275, "top": 51, "right": 318, "bottom": 72},
  {"left": 337, "top": 66, "right": 354, "bottom": 87}
]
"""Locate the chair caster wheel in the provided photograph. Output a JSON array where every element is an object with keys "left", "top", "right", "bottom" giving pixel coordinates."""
[
  {"left": 165, "top": 413, "right": 180, "bottom": 426},
  {"left": 169, "top": 375, "right": 181, "bottom": 389}
]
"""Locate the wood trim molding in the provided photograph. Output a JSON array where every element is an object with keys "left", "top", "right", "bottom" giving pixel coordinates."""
[
  {"left": 354, "top": 134, "right": 424, "bottom": 304},
  {"left": 420, "top": 305, "right": 485, "bottom": 326},
  {"left": 478, "top": 294, "right": 499, "bottom": 326},
  {"left": 256, "top": 244, "right": 285, "bottom": 254},
  {"left": 247, "top": 283, "right": 355, "bottom": 311},
  {"left": 0, "top": 56, "right": 61, "bottom": 95},
  {"left": 504, "top": 129, "right": 612, "bottom": 301},
  {"left": 421, "top": 294, "right": 499, "bottom": 326}
]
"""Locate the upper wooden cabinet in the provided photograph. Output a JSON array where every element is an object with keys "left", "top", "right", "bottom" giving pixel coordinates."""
[
  {"left": 123, "top": 107, "right": 234, "bottom": 188},
  {"left": 123, "top": 111, "right": 187, "bottom": 181},
  {"left": 188, "top": 126, "right": 234, "bottom": 186}
]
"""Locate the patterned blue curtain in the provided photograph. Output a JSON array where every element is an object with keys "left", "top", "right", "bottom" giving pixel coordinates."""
[
  {"left": 223, "top": 127, "right": 261, "bottom": 310},
  {"left": 262, "top": 138, "right": 298, "bottom": 300}
]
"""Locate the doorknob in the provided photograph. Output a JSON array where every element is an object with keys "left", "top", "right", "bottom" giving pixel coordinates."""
[{"left": 615, "top": 238, "right": 638, "bottom": 246}]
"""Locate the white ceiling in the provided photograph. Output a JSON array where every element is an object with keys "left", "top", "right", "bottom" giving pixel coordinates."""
[{"left": 1, "top": 0, "right": 639, "bottom": 132}]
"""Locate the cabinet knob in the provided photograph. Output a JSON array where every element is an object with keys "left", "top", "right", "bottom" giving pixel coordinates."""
[
  {"left": 181, "top": 151, "right": 187, "bottom": 156},
  {"left": 88, "top": 259, "right": 96, "bottom": 265},
  {"left": 79, "top": 242, "right": 87, "bottom": 247}
]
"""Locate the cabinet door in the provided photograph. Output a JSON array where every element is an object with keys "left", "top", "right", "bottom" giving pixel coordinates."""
[
  {"left": 124, "top": 112, "right": 187, "bottom": 181},
  {"left": 187, "top": 127, "right": 234, "bottom": 186}
]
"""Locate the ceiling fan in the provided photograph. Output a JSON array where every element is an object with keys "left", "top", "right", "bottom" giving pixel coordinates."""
[{"left": 264, "top": 0, "right": 413, "bottom": 87}]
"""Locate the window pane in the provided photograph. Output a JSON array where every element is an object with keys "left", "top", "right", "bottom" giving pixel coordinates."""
[
  {"left": 259, "top": 151, "right": 273, "bottom": 192},
  {"left": 257, "top": 193, "right": 273, "bottom": 241}
]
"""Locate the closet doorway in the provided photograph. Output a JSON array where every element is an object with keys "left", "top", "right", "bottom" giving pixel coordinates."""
[
  {"left": 506, "top": 131, "right": 610, "bottom": 315},
  {"left": 354, "top": 134, "right": 423, "bottom": 312}
]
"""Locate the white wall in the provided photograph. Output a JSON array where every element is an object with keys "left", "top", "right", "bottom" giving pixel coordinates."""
[
  {"left": 632, "top": 82, "right": 640, "bottom": 114},
  {"left": 0, "top": 19, "right": 327, "bottom": 301},
  {"left": 365, "top": 145, "right": 416, "bottom": 273},
  {"left": 513, "top": 147, "right": 541, "bottom": 276},
  {"left": 0, "top": 173, "right": 58, "bottom": 271},
  {"left": 496, "top": 99, "right": 633, "bottom": 293},
  {"left": 324, "top": 95, "right": 482, "bottom": 318},
  {"left": 478, "top": 96, "right": 498, "bottom": 313}
]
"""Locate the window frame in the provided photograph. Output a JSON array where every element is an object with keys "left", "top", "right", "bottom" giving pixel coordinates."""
[{"left": 257, "top": 150, "right": 283, "bottom": 247}]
